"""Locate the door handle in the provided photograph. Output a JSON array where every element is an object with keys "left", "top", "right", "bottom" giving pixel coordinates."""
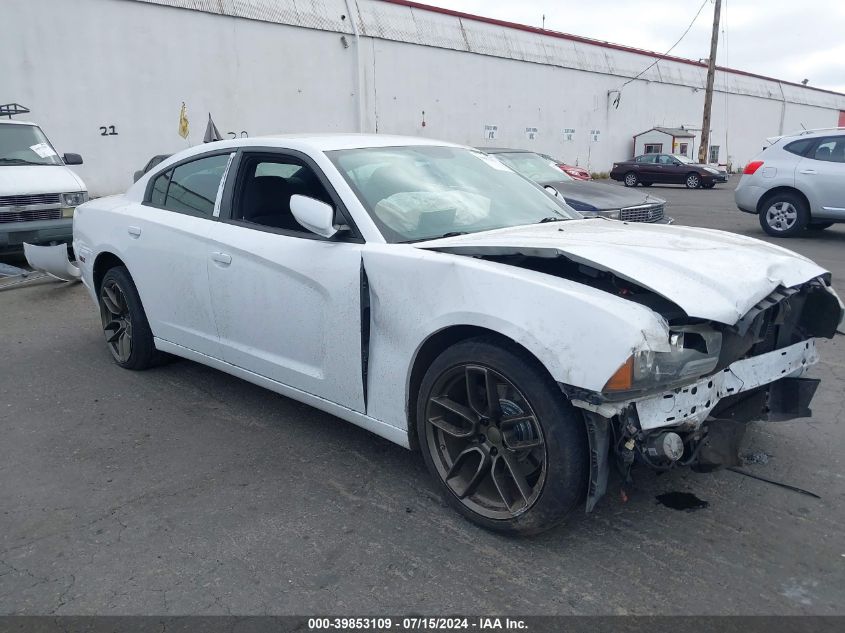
[
  {"left": 800, "top": 169, "right": 817, "bottom": 175},
  {"left": 127, "top": 226, "right": 141, "bottom": 238},
  {"left": 211, "top": 252, "right": 232, "bottom": 266}
]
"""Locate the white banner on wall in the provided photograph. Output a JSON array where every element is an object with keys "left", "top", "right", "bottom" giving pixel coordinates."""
[
  {"left": 563, "top": 128, "right": 575, "bottom": 141},
  {"left": 590, "top": 129, "right": 601, "bottom": 142},
  {"left": 525, "top": 127, "right": 538, "bottom": 140},
  {"left": 484, "top": 124, "right": 498, "bottom": 140}
]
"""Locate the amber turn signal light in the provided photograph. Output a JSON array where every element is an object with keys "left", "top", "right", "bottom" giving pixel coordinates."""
[{"left": 604, "top": 356, "right": 634, "bottom": 392}]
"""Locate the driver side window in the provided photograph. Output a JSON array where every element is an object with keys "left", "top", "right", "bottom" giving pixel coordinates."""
[{"left": 232, "top": 154, "right": 334, "bottom": 234}]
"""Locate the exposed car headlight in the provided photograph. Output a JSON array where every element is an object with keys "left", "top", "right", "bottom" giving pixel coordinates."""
[
  {"left": 604, "top": 326, "right": 722, "bottom": 394},
  {"left": 62, "top": 191, "right": 88, "bottom": 207},
  {"left": 703, "top": 167, "right": 720, "bottom": 174},
  {"left": 61, "top": 191, "right": 89, "bottom": 217}
]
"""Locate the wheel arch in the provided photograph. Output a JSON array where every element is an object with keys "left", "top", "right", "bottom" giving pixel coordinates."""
[
  {"left": 756, "top": 186, "right": 810, "bottom": 216},
  {"left": 405, "top": 325, "right": 552, "bottom": 451},
  {"left": 93, "top": 251, "right": 128, "bottom": 295}
]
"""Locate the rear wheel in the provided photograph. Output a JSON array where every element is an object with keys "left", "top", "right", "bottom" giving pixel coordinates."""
[
  {"left": 758, "top": 192, "right": 809, "bottom": 237},
  {"left": 417, "top": 337, "right": 588, "bottom": 535},
  {"left": 99, "top": 266, "right": 162, "bottom": 369},
  {"left": 623, "top": 172, "right": 638, "bottom": 187},
  {"left": 685, "top": 173, "right": 702, "bottom": 188}
]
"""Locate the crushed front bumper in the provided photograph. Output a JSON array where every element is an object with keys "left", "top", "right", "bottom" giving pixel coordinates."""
[
  {"left": 635, "top": 339, "right": 818, "bottom": 430},
  {"left": 573, "top": 338, "right": 819, "bottom": 428}
]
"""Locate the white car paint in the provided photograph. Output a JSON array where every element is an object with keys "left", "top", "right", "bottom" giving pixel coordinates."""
[
  {"left": 71, "top": 134, "right": 839, "bottom": 448},
  {"left": 22, "top": 242, "right": 80, "bottom": 281},
  {"left": 0, "top": 163, "right": 85, "bottom": 196},
  {"left": 415, "top": 220, "right": 827, "bottom": 325}
]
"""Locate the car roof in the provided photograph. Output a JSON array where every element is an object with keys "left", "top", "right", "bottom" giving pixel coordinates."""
[
  {"left": 259, "top": 133, "right": 462, "bottom": 151},
  {"left": 159, "top": 134, "right": 466, "bottom": 163},
  {"left": 768, "top": 128, "right": 845, "bottom": 145},
  {"left": 476, "top": 147, "right": 533, "bottom": 154}
]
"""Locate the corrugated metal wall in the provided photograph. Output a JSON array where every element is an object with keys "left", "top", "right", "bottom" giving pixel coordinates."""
[{"left": 4, "top": 0, "right": 844, "bottom": 194}]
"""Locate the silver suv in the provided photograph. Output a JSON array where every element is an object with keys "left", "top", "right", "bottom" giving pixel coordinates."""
[{"left": 735, "top": 128, "right": 845, "bottom": 237}]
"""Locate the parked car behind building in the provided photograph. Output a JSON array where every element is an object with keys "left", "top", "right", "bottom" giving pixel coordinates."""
[{"left": 735, "top": 128, "right": 845, "bottom": 237}]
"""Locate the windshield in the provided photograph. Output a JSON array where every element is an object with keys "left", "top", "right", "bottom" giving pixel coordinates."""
[
  {"left": 328, "top": 146, "right": 579, "bottom": 243},
  {"left": 673, "top": 154, "right": 694, "bottom": 164},
  {"left": 0, "top": 124, "right": 63, "bottom": 166},
  {"left": 492, "top": 152, "right": 574, "bottom": 184}
]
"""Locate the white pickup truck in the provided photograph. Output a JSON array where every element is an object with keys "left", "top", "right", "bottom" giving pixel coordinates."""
[{"left": 0, "top": 117, "right": 87, "bottom": 251}]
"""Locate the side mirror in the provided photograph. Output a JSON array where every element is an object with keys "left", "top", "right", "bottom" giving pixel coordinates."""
[
  {"left": 290, "top": 194, "right": 338, "bottom": 238},
  {"left": 63, "top": 153, "right": 83, "bottom": 165},
  {"left": 544, "top": 185, "right": 561, "bottom": 198}
]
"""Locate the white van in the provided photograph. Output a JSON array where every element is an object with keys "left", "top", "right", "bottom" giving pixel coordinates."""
[{"left": 0, "top": 118, "right": 87, "bottom": 251}]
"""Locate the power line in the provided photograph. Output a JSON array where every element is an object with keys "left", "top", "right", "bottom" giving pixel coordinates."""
[{"left": 611, "top": 0, "right": 710, "bottom": 106}]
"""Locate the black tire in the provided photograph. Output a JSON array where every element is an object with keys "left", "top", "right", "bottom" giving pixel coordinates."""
[
  {"left": 416, "top": 337, "right": 588, "bottom": 535},
  {"left": 98, "top": 266, "right": 163, "bottom": 370},
  {"left": 641, "top": 182, "right": 653, "bottom": 187},
  {"left": 808, "top": 222, "right": 833, "bottom": 230},
  {"left": 623, "top": 172, "right": 638, "bottom": 187},
  {"left": 685, "top": 173, "right": 702, "bottom": 189},
  {"left": 758, "top": 192, "right": 809, "bottom": 237}
]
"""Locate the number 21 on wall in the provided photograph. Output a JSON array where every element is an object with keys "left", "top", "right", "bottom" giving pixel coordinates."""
[{"left": 99, "top": 125, "right": 118, "bottom": 136}]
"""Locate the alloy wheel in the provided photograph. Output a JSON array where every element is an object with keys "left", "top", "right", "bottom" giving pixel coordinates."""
[
  {"left": 624, "top": 173, "right": 637, "bottom": 186},
  {"left": 100, "top": 279, "right": 133, "bottom": 363},
  {"left": 765, "top": 201, "right": 798, "bottom": 232},
  {"left": 686, "top": 174, "right": 700, "bottom": 188},
  {"left": 424, "top": 364, "right": 547, "bottom": 520}
]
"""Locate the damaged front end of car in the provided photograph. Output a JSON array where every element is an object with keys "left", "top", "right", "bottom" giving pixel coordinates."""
[{"left": 563, "top": 278, "right": 843, "bottom": 512}]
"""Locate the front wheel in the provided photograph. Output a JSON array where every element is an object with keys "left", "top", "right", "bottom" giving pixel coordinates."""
[
  {"left": 416, "top": 338, "right": 588, "bottom": 535},
  {"left": 623, "top": 172, "right": 638, "bottom": 187},
  {"left": 685, "top": 173, "right": 702, "bottom": 188},
  {"left": 99, "top": 266, "right": 162, "bottom": 369}
]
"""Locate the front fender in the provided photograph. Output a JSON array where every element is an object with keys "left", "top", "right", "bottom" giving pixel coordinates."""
[{"left": 361, "top": 245, "right": 670, "bottom": 431}]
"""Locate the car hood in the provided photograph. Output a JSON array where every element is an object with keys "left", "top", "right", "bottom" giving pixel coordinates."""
[
  {"left": 543, "top": 180, "right": 662, "bottom": 210},
  {"left": 415, "top": 220, "right": 828, "bottom": 324},
  {"left": 0, "top": 165, "right": 86, "bottom": 196}
]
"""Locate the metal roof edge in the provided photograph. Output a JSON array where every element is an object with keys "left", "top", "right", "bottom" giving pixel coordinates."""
[{"left": 378, "top": 0, "right": 845, "bottom": 98}]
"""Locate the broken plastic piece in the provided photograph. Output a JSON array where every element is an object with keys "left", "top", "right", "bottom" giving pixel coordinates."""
[{"left": 23, "top": 243, "right": 80, "bottom": 282}]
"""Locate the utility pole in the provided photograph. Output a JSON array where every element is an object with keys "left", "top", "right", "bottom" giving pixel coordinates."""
[{"left": 698, "top": 0, "right": 721, "bottom": 164}]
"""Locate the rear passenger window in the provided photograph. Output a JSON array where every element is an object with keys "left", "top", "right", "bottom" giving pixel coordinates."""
[
  {"left": 784, "top": 139, "right": 814, "bottom": 156},
  {"left": 812, "top": 137, "right": 845, "bottom": 163},
  {"left": 147, "top": 153, "right": 231, "bottom": 216}
]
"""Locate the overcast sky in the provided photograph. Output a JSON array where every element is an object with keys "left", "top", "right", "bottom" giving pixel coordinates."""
[{"left": 418, "top": 0, "right": 845, "bottom": 94}]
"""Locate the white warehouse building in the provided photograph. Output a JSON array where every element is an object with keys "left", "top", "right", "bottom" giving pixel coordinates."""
[{"left": 4, "top": 0, "right": 845, "bottom": 196}]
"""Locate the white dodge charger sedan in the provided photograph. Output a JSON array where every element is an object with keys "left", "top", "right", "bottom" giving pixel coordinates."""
[{"left": 71, "top": 135, "right": 843, "bottom": 534}]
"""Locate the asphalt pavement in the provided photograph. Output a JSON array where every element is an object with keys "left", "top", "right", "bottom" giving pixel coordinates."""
[{"left": 1, "top": 179, "right": 844, "bottom": 615}]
